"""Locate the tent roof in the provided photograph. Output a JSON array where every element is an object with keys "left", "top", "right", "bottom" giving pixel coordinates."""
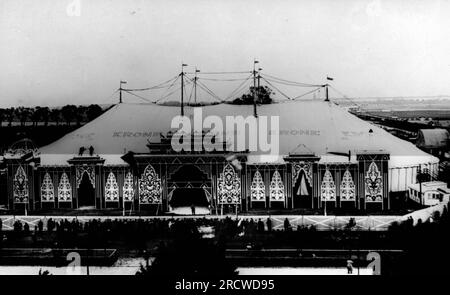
[
  {"left": 416, "top": 128, "right": 450, "bottom": 149},
  {"left": 39, "top": 100, "right": 438, "bottom": 167}
]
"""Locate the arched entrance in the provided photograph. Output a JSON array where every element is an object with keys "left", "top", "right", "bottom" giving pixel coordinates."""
[
  {"left": 78, "top": 172, "right": 95, "bottom": 208},
  {"left": 168, "top": 165, "right": 211, "bottom": 214},
  {"left": 293, "top": 170, "right": 312, "bottom": 208}
]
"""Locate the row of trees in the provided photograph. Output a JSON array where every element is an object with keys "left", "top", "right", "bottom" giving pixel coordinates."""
[{"left": 0, "top": 104, "right": 105, "bottom": 127}]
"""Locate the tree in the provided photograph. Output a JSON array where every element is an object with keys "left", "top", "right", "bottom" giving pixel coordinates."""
[
  {"left": 232, "top": 85, "right": 274, "bottom": 105},
  {"left": 30, "top": 107, "right": 41, "bottom": 127},
  {"left": 75, "top": 105, "right": 86, "bottom": 126},
  {"left": 15, "top": 107, "right": 31, "bottom": 126},
  {"left": 61, "top": 105, "right": 77, "bottom": 126},
  {"left": 86, "top": 104, "right": 103, "bottom": 121},
  {"left": 49, "top": 108, "right": 61, "bottom": 126},
  {"left": 4, "top": 107, "right": 16, "bottom": 126},
  {"left": 38, "top": 107, "right": 50, "bottom": 126}
]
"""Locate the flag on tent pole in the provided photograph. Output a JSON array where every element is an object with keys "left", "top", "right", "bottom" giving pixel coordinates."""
[{"left": 327, "top": 76, "right": 334, "bottom": 81}]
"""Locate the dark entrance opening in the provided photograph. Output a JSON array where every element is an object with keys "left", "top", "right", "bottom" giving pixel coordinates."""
[
  {"left": 169, "top": 188, "right": 209, "bottom": 207},
  {"left": 168, "top": 165, "right": 210, "bottom": 210},
  {"left": 293, "top": 171, "right": 312, "bottom": 209},
  {"left": 78, "top": 172, "right": 95, "bottom": 207}
]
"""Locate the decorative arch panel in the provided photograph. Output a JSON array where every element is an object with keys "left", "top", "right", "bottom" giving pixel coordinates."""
[
  {"left": 123, "top": 172, "right": 134, "bottom": 202},
  {"left": 139, "top": 165, "right": 162, "bottom": 204},
  {"left": 340, "top": 169, "right": 356, "bottom": 201},
  {"left": 76, "top": 166, "right": 95, "bottom": 188},
  {"left": 365, "top": 162, "right": 383, "bottom": 202},
  {"left": 269, "top": 170, "right": 285, "bottom": 201},
  {"left": 58, "top": 172, "right": 72, "bottom": 202},
  {"left": 250, "top": 170, "right": 265, "bottom": 201},
  {"left": 217, "top": 163, "right": 241, "bottom": 204},
  {"left": 105, "top": 172, "right": 119, "bottom": 202},
  {"left": 320, "top": 168, "right": 336, "bottom": 201},
  {"left": 13, "top": 166, "right": 29, "bottom": 203},
  {"left": 41, "top": 172, "right": 55, "bottom": 202}
]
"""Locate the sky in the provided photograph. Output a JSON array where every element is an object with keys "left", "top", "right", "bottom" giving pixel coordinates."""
[{"left": 1, "top": 0, "right": 450, "bottom": 107}]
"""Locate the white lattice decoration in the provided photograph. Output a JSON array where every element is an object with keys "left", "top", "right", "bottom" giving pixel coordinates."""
[
  {"left": 139, "top": 165, "right": 162, "bottom": 204},
  {"left": 105, "top": 172, "right": 119, "bottom": 202},
  {"left": 58, "top": 172, "right": 72, "bottom": 202},
  {"left": 340, "top": 169, "right": 355, "bottom": 201},
  {"left": 365, "top": 162, "right": 383, "bottom": 202},
  {"left": 292, "top": 162, "right": 313, "bottom": 186},
  {"left": 76, "top": 166, "right": 95, "bottom": 188},
  {"left": 320, "top": 169, "right": 336, "bottom": 201},
  {"left": 250, "top": 171, "right": 265, "bottom": 201},
  {"left": 41, "top": 173, "right": 55, "bottom": 202},
  {"left": 269, "top": 170, "right": 285, "bottom": 201},
  {"left": 123, "top": 172, "right": 134, "bottom": 202},
  {"left": 217, "top": 163, "right": 241, "bottom": 204},
  {"left": 13, "top": 166, "right": 29, "bottom": 203}
]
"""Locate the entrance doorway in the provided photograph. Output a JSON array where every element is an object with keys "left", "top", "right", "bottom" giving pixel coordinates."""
[
  {"left": 168, "top": 165, "right": 211, "bottom": 214},
  {"left": 293, "top": 171, "right": 312, "bottom": 208},
  {"left": 78, "top": 172, "right": 95, "bottom": 208}
]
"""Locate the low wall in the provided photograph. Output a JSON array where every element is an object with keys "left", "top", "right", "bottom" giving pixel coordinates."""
[
  {"left": 0, "top": 202, "right": 447, "bottom": 232},
  {"left": 0, "top": 214, "right": 402, "bottom": 231}
]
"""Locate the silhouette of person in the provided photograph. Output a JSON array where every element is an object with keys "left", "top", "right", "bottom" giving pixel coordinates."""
[
  {"left": 284, "top": 218, "right": 290, "bottom": 231},
  {"left": 266, "top": 218, "right": 272, "bottom": 232},
  {"left": 347, "top": 260, "right": 354, "bottom": 274},
  {"left": 89, "top": 146, "right": 94, "bottom": 156},
  {"left": 191, "top": 203, "right": 196, "bottom": 215},
  {"left": 78, "top": 147, "right": 85, "bottom": 156}
]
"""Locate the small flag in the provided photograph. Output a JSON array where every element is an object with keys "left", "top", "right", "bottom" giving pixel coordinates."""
[
  {"left": 327, "top": 76, "right": 334, "bottom": 81},
  {"left": 254, "top": 60, "right": 259, "bottom": 64},
  {"left": 182, "top": 63, "right": 188, "bottom": 66},
  {"left": 120, "top": 81, "right": 127, "bottom": 84}
]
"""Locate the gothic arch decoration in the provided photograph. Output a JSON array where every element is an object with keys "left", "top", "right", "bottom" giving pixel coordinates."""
[
  {"left": 105, "top": 172, "right": 119, "bottom": 202},
  {"left": 169, "top": 164, "right": 210, "bottom": 182},
  {"left": 340, "top": 169, "right": 356, "bottom": 201},
  {"left": 250, "top": 170, "right": 265, "bottom": 201},
  {"left": 217, "top": 163, "right": 241, "bottom": 204},
  {"left": 13, "top": 166, "right": 29, "bottom": 203},
  {"left": 365, "top": 162, "right": 383, "bottom": 202},
  {"left": 320, "top": 168, "right": 336, "bottom": 201},
  {"left": 139, "top": 164, "right": 162, "bottom": 204},
  {"left": 76, "top": 166, "right": 95, "bottom": 188},
  {"left": 41, "top": 172, "right": 55, "bottom": 202},
  {"left": 58, "top": 172, "right": 72, "bottom": 202},
  {"left": 292, "top": 162, "right": 313, "bottom": 187},
  {"left": 269, "top": 170, "right": 285, "bottom": 201},
  {"left": 122, "top": 172, "right": 134, "bottom": 202}
]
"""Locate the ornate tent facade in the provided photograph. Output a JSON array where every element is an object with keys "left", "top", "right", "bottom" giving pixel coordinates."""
[{"left": 2, "top": 100, "right": 439, "bottom": 213}]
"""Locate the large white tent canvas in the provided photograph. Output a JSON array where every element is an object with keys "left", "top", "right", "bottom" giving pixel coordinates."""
[{"left": 39, "top": 100, "right": 438, "bottom": 192}]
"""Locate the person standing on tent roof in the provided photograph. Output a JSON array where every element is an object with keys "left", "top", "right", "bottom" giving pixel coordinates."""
[
  {"left": 78, "top": 146, "right": 85, "bottom": 156},
  {"left": 89, "top": 146, "right": 94, "bottom": 156}
]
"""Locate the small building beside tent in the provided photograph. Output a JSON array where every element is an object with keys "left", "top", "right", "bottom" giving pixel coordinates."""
[{"left": 408, "top": 181, "right": 450, "bottom": 206}]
